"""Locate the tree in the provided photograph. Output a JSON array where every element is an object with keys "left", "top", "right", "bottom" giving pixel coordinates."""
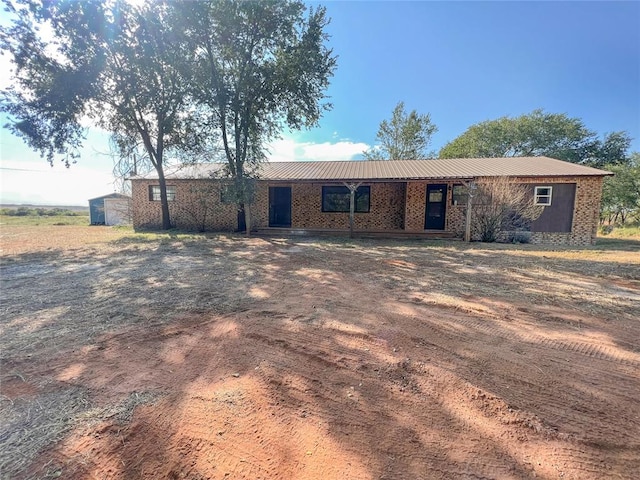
[
  {"left": 178, "top": 0, "right": 337, "bottom": 234},
  {"left": 586, "top": 131, "right": 633, "bottom": 169},
  {"left": 467, "top": 178, "right": 544, "bottom": 242},
  {"left": 439, "top": 109, "right": 631, "bottom": 167},
  {"left": 363, "top": 101, "right": 437, "bottom": 160},
  {"left": 1, "top": 0, "right": 200, "bottom": 229},
  {"left": 601, "top": 152, "right": 640, "bottom": 226}
]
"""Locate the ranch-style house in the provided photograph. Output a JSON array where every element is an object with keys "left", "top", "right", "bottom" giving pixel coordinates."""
[{"left": 130, "top": 156, "right": 611, "bottom": 245}]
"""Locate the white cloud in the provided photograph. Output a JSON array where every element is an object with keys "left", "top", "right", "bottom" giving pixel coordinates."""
[
  {"left": 267, "top": 138, "right": 299, "bottom": 162},
  {"left": 268, "top": 138, "right": 369, "bottom": 162},
  {"left": 299, "top": 141, "right": 369, "bottom": 161}
]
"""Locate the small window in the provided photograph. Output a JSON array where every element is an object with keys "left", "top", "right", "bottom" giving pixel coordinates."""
[
  {"left": 149, "top": 185, "right": 176, "bottom": 202},
  {"left": 452, "top": 185, "right": 468, "bottom": 206},
  {"left": 534, "top": 186, "right": 552, "bottom": 206},
  {"left": 322, "top": 186, "right": 370, "bottom": 213}
]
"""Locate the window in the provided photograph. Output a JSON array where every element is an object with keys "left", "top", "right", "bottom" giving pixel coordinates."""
[
  {"left": 322, "top": 186, "right": 370, "bottom": 213},
  {"left": 451, "top": 185, "right": 468, "bottom": 205},
  {"left": 149, "top": 185, "right": 176, "bottom": 202},
  {"left": 534, "top": 186, "right": 552, "bottom": 206}
]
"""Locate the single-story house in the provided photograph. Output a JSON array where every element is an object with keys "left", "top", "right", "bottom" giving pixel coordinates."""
[
  {"left": 130, "top": 156, "right": 611, "bottom": 245},
  {"left": 89, "top": 193, "right": 132, "bottom": 226}
]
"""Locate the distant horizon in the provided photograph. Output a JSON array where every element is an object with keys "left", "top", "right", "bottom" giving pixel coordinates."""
[{"left": 0, "top": 202, "right": 90, "bottom": 209}]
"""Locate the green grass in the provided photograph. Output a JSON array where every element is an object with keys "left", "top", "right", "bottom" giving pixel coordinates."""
[
  {"left": 0, "top": 214, "right": 90, "bottom": 226},
  {"left": 601, "top": 225, "right": 640, "bottom": 238}
]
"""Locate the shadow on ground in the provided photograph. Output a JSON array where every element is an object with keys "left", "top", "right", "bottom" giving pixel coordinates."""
[{"left": 1, "top": 235, "right": 639, "bottom": 479}]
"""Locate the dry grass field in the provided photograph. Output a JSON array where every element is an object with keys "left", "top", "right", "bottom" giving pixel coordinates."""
[{"left": 1, "top": 223, "right": 639, "bottom": 479}]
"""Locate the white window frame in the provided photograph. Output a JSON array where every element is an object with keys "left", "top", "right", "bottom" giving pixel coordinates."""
[
  {"left": 149, "top": 185, "right": 176, "bottom": 202},
  {"left": 534, "top": 186, "right": 552, "bottom": 206}
]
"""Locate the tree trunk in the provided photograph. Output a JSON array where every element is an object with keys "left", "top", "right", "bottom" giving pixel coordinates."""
[
  {"left": 156, "top": 167, "right": 172, "bottom": 230},
  {"left": 245, "top": 202, "right": 252, "bottom": 237}
]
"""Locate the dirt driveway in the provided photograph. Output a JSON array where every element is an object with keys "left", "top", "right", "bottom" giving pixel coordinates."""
[{"left": 1, "top": 226, "right": 639, "bottom": 479}]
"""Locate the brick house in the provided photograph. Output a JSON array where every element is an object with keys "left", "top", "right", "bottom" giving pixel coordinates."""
[{"left": 130, "top": 156, "right": 610, "bottom": 245}]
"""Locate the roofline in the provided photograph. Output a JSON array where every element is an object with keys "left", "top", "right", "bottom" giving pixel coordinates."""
[
  {"left": 131, "top": 172, "right": 611, "bottom": 183},
  {"left": 128, "top": 157, "right": 612, "bottom": 182},
  {"left": 88, "top": 193, "right": 131, "bottom": 201}
]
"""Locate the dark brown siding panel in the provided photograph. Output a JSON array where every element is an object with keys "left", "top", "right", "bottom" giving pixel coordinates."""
[{"left": 531, "top": 183, "right": 576, "bottom": 233}]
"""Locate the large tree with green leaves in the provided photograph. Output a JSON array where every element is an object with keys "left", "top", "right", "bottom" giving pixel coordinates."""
[
  {"left": 601, "top": 152, "right": 640, "bottom": 226},
  {"left": 439, "top": 109, "right": 631, "bottom": 168},
  {"left": 364, "top": 101, "right": 438, "bottom": 160},
  {"left": 178, "top": 0, "right": 336, "bottom": 233},
  {"left": 1, "top": 0, "right": 201, "bottom": 229}
]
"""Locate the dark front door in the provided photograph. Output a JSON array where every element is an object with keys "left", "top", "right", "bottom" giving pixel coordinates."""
[
  {"left": 269, "top": 187, "right": 292, "bottom": 227},
  {"left": 425, "top": 184, "right": 447, "bottom": 230}
]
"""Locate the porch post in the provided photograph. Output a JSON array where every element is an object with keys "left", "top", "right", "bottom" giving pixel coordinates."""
[
  {"left": 464, "top": 181, "right": 477, "bottom": 242},
  {"left": 344, "top": 182, "right": 362, "bottom": 239}
]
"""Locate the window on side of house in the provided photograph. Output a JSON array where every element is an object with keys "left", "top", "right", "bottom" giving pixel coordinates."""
[
  {"left": 534, "top": 186, "right": 553, "bottom": 206},
  {"left": 149, "top": 185, "right": 176, "bottom": 202},
  {"left": 322, "top": 186, "right": 370, "bottom": 213},
  {"left": 451, "top": 184, "right": 468, "bottom": 206}
]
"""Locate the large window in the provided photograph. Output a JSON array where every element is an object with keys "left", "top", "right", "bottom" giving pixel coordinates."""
[
  {"left": 322, "top": 186, "right": 370, "bottom": 213},
  {"left": 534, "top": 186, "right": 552, "bottom": 206},
  {"left": 149, "top": 185, "right": 176, "bottom": 202}
]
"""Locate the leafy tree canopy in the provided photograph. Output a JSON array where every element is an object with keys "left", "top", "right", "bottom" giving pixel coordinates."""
[
  {"left": 439, "top": 109, "right": 632, "bottom": 168},
  {"left": 601, "top": 152, "right": 640, "bottom": 225},
  {"left": 1, "top": 0, "right": 336, "bottom": 232},
  {"left": 178, "top": 0, "right": 336, "bottom": 194},
  {"left": 1, "top": 0, "right": 201, "bottom": 229},
  {"left": 364, "top": 101, "right": 438, "bottom": 160}
]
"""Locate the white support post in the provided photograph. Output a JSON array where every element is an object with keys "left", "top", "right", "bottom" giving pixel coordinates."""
[{"left": 344, "top": 182, "right": 362, "bottom": 239}]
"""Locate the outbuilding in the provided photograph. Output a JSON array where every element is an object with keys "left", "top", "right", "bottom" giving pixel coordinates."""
[{"left": 88, "top": 193, "right": 132, "bottom": 226}]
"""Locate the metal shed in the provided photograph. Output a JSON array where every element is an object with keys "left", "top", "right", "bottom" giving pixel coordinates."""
[{"left": 89, "top": 193, "right": 131, "bottom": 225}]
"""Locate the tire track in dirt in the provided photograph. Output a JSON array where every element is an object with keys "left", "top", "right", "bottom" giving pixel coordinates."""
[
  {"left": 384, "top": 306, "right": 640, "bottom": 451},
  {"left": 240, "top": 320, "right": 563, "bottom": 480},
  {"left": 403, "top": 302, "right": 640, "bottom": 366},
  {"left": 418, "top": 368, "right": 640, "bottom": 480}
]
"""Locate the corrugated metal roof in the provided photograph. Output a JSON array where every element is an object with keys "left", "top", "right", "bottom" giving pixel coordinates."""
[{"left": 133, "top": 157, "right": 611, "bottom": 181}]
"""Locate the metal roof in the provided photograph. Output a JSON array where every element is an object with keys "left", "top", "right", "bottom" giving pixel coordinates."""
[
  {"left": 88, "top": 192, "right": 131, "bottom": 201},
  {"left": 133, "top": 157, "right": 611, "bottom": 181}
]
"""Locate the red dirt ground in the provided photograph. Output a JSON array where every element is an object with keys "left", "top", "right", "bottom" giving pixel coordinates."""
[{"left": 1, "top": 226, "right": 639, "bottom": 479}]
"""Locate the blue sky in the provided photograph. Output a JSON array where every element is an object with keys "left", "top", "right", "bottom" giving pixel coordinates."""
[{"left": 1, "top": 0, "right": 639, "bottom": 205}]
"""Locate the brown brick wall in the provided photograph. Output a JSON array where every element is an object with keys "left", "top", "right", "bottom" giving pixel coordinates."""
[
  {"left": 132, "top": 175, "right": 604, "bottom": 245},
  {"left": 404, "top": 182, "right": 427, "bottom": 231},
  {"left": 132, "top": 179, "right": 239, "bottom": 231},
  {"left": 290, "top": 182, "right": 405, "bottom": 230}
]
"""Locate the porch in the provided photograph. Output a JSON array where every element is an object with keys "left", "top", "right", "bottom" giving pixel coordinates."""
[{"left": 253, "top": 226, "right": 459, "bottom": 240}]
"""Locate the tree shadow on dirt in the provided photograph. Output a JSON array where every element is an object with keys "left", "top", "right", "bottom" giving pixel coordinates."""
[{"left": 1, "top": 235, "right": 639, "bottom": 479}]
